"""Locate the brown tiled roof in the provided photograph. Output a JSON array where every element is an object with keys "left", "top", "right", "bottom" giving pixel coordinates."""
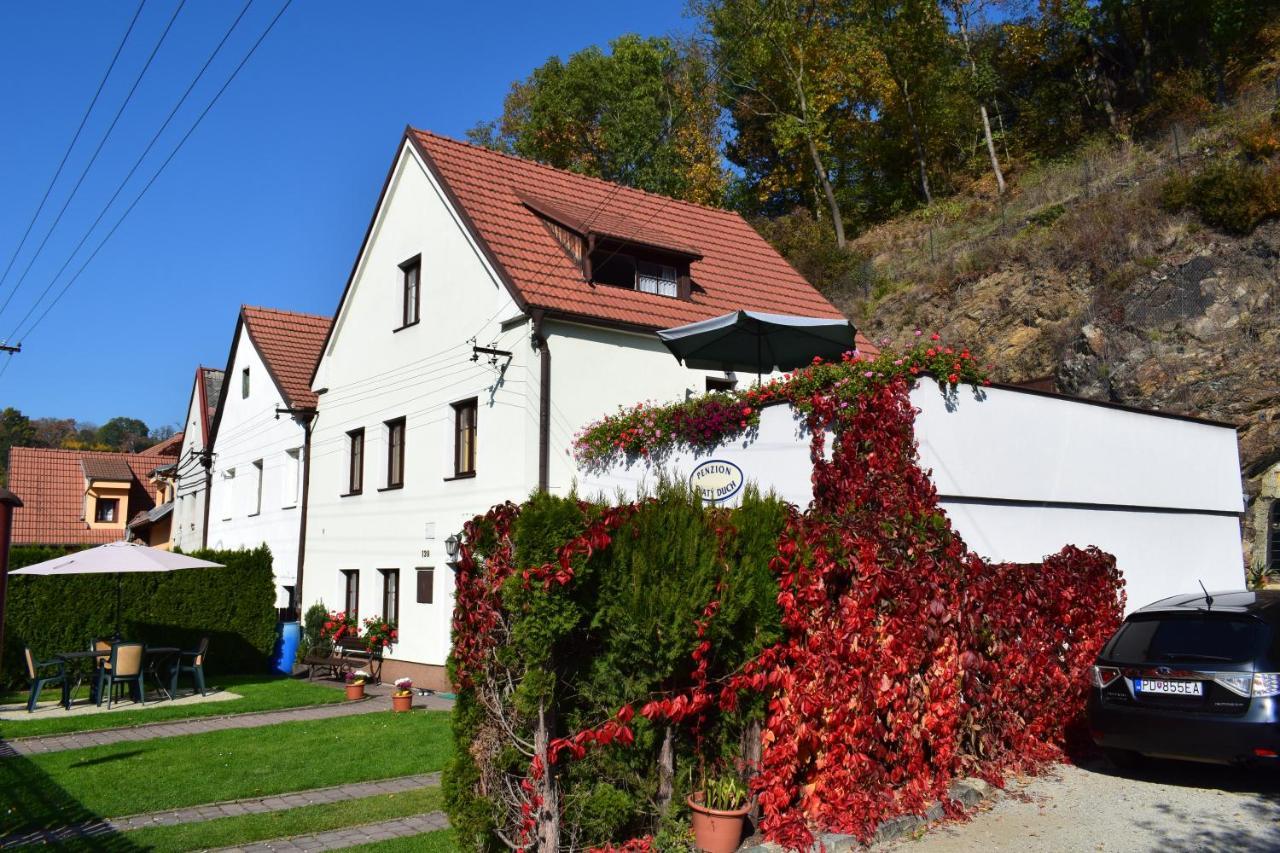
[
  {"left": 81, "top": 457, "right": 136, "bottom": 482},
  {"left": 140, "top": 432, "right": 183, "bottom": 457},
  {"left": 241, "top": 306, "right": 331, "bottom": 409},
  {"left": 6, "top": 447, "right": 163, "bottom": 545},
  {"left": 410, "top": 130, "right": 878, "bottom": 356}
]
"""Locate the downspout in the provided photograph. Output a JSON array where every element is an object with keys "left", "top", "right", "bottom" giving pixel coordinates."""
[
  {"left": 532, "top": 310, "right": 551, "bottom": 493},
  {"left": 200, "top": 449, "right": 213, "bottom": 550},
  {"left": 295, "top": 408, "right": 316, "bottom": 621}
]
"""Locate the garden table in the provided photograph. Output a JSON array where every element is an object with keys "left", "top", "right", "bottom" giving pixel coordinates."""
[
  {"left": 144, "top": 647, "right": 180, "bottom": 700},
  {"left": 55, "top": 649, "right": 109, "bottom": 709}
]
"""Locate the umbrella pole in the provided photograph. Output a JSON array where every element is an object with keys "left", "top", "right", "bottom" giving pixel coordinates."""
[
  {"left": 756, "top": 335, "right": 762, "bottom": 386},
  {"left": 114, "top": 574, "right": 122, "bottom": 640}
]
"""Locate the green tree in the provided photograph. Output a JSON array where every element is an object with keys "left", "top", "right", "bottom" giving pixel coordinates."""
[
  {"left": 97, "top": 416, "right": 150, "bottom": 452},
  {"left": 469, "top": 35, "right": 728, "bottom": 205},
  {"left": 0, "top": 407, "right": 35, "bottom": 485}
]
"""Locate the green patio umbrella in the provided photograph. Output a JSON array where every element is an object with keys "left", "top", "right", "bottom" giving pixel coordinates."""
[{"left": 656, "top": 310, "right": 859, "bottom": 381}]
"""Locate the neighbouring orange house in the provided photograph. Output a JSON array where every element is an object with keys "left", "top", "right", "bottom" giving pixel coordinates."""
[{"left": 6, "top": 439, "right": 181, "bottom": 549}]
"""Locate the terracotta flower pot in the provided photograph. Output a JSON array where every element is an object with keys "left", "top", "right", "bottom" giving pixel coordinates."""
[
  {"left": 687, "top": 793, "right": 749, "bottom": 853},
  {"left": 392, "top": 693, "right": 413, "bottom": 713},
  {"left": 345, "top": 683, "right": 365, "bottom": 701}
]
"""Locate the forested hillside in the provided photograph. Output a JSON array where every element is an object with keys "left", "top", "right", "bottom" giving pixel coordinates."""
[{"left": 470, "top": 0, "right": 1280, "bottom": 566}]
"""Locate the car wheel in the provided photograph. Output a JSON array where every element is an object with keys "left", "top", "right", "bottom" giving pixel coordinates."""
[{"left": 1103, "top": 747, "right": 1146, "bottom": 770}]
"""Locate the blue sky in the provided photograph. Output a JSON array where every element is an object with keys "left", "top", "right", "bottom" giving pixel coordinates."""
[{"left": 0, "top": 0, "right": 693, "bottom": 430}]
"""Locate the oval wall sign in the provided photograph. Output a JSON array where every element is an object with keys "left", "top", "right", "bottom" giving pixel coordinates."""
[{"left": 689, "top": 459, "right": 744, "bottom": 504}]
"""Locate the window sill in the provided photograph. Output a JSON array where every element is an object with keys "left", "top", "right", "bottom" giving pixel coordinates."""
[
  {"left": 282, "top": 504, "right": 297, "bottom": 510},
  {"left": 443, "top": 472, "right": 476, "bottom": 482},
  {"left": 248, "top": 512, "right": 261, "bottom": 518},
  {"left": 377, "top": 484, "right": 405, "bottom": 492},
  {"left": 340, "top": 491, "right": 363, "bottom": 498},
  {"left": 392, "top": 321, "right": 420, "bottom": 333}
]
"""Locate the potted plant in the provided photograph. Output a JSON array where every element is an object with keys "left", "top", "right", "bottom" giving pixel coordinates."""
[
  {"left": 391, "top": 677, "right": 414, "bottom": 712},
  {"left": 688, "top": 772, "right": 750, "bottom": 853},
  {"left": 344, "top": 669, "right": 369, "bottom": 700}
]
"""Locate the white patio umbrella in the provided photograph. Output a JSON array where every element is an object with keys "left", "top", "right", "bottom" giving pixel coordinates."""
[{"left": 11, "top": 541, "right": 224, "bottom": 638}]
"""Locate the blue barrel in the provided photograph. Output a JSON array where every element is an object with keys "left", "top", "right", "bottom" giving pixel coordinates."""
[{"left": 274, "top": 621, "right": 301, "bottom": 676}]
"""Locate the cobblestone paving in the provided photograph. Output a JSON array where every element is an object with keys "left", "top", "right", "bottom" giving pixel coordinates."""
[
  {"left": 215, "top": 811, "right": 450, "bottom": 851},
  {"left": 0, "top": 773, "right": 441, "bottom": 847}
]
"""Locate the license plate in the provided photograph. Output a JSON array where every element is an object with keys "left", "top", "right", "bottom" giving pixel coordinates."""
[{"left": 1134, "top": 679, "right": 1203, "bottom": 696}]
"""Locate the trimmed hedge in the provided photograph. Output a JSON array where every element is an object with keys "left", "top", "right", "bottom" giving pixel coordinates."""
[{"left": 3, "top": 545, "right": 278, "bottom": 689}]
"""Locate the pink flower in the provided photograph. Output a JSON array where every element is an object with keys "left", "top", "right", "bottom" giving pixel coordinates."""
[{"left": 864, "top": 371, "right": 874, "bottom": 378}]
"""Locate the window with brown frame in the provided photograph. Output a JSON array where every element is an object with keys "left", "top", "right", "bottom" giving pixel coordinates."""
[
  {"left": 347, "top": 428, "right": 364, "bottom": 495},
  {"left": 400, "top": 255, "right": 421, "bottom": 328},
  {"left": 416, "top": 567, "right": 434, "bottom": 604},
  {"left": 94, "top": 498, "right": 118, "bottom": 523},
  {"left": 380, "top": 569, "right": 400, "bottom": 627},
  {"left": 386, "top": 417, "right": 406, "bottom": 488},
  {"left": 453, "top": 399, "right": 477, "bottom": 477},
  {"left": 342, "top": 570, "right": 359, "bottom": 619}
]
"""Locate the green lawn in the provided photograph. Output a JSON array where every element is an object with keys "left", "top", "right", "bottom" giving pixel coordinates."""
[
  {"left": 0, "top": 675, "right": 343, "bottom": 739},
  {"left": 347, "top": 829, "right": 458, "bottom": 851},
  {"left": 0, "top": 710, "right": 452, "bottom": 836},
  {"left": 54, "top": 787, "right": 444, "bottom": 852}
]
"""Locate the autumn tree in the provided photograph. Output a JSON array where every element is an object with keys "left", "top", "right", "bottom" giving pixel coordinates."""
[{"left": 468, "top": 35, "right": 728, "bottom": 205}]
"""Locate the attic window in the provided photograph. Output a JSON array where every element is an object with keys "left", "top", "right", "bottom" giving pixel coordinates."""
[
  {"left": 95, "top": 498, "right": 118, "bottom": 523},
  {"left": 589, "top": 242, "right": 688, "bottom": 299}
]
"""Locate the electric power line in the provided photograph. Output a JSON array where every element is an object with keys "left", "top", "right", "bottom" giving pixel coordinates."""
[
  {"left": 0, "top": 0, "right": 189, "bottom": 324},
  {"left": 0, "top": 0, "right": 148, "bottom": 307},
  {"left": 2, "top": 0, "right": 257, "bottom": 341},
  {"left": 11, "top": 0, "right": 295, "bottom": 346}
]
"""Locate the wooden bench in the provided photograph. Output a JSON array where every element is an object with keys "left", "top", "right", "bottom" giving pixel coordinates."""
[{"left": 302, "top": 638, "right": 383, "bottom": 683}]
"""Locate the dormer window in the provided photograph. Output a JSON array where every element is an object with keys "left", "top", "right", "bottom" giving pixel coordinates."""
[
  {"left": 588, "top": 241, "right": 690, "bottom": 299},
  {"left": 95, "top": 498, "right": 118, "bottom": 523}
]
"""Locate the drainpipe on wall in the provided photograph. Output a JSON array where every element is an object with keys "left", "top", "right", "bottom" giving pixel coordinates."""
[
  {"left": 532, "top": 310, "right": 551, "bottom": 493},
  {"left": 0, "top": 487, "right": 24, "bottom": 669}
]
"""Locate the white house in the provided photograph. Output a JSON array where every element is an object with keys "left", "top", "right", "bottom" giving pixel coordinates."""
[
  {"left": 207, "top": 305, "right": 331, "bottom": 611},
  {"left": 171, "top": 366, "right": 223, "bottom": 552},
  {"left": 582, "top": 382, "right": 1246, "bottom": 613},
  {"left": 302, "top": 128, "right": 874, "bottom": 689}
]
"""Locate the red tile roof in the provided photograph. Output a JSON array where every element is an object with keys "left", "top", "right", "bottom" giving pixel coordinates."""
[
  {"left": 6, "top": 447, "right": 164, "bottom": 545},
  {"left": 81, "top": 457, "right": 136, "bottom": 482},
  {"left": 409, "top": 130, "right": 877, "bottom": 356},
  {"left": 139, "top": 432, "right": 183, "bottom": 457},
  {"left": 241, "top": 306, "right": 332, "bottom": 409}
]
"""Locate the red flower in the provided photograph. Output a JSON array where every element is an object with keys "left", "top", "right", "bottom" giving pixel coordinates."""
[
  {"left": 930, "top": 332, "right": 941, "bottom": 340},
  {"left": 948, "top": 373, "right": 959, "bottom": 383}
]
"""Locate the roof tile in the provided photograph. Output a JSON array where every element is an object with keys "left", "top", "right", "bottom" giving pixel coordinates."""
[{"left": 240, "top": 306, "right": 331, "bottom": 409}]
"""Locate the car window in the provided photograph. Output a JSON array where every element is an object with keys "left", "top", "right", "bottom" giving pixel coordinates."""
[{"left": 1108, "top": 615, "right": 1266, "bottom": 663}]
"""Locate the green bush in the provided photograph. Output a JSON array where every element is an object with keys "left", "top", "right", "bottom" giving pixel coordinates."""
[
  {"left": 300, "top": 601, "right": 330, "bottom": 660},
  {"left": 3, "top": 545, "right": 277, "bottom": 688},
  {"left": 1161, "top": 159, "right": 1280, "bottom": 234}
]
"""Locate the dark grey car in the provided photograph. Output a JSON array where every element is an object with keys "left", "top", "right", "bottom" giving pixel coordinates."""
[{"left": 1088, "top": 590, "right": 1280, "bottom": 767}]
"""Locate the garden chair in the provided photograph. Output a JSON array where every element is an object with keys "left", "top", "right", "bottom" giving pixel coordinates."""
[
  {"left": 23, "top": 647, "right": 68, "bottom": 713},
  {"left": 96, "top": 642, "right": 145, "bottom": 709},
  {"left": 168, "top": 637, "right": 209, "bottom": 697}
]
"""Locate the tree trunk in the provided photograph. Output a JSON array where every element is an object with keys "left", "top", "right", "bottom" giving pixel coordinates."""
[
  {"left": 534, "top": 702, "right": 559, "bottom": 852},
  {"left": 898, "top": 78, "right": 933, "bottom": 205},
  {"left": 979, "top": 104, "right": 1006, "bottom": 195},
  {"left": 955, "top": 9, "right": 1006, "bottom": 195},
  {"left": 806, "top": 136, "right": 847, "bottom": 247},
  {"left": 657, "top": 726, "right": 675, "bottom": 814}
]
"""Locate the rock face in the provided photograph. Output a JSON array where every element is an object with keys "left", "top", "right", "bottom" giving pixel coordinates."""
[{"left": 855, "top": 220, "right": 1280, "bottom": 572}]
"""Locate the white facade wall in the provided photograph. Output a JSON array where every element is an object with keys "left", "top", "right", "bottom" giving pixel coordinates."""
[
  {"left": 581, "top": 383, "right": 1246, "bottom": 614},
  {"left": 206, "top": 325, "right": 307, "bottom": 607},
  {"left": 172, "top": 377, "right": 211, "bottom": 552},
  {"left": 304, "top": 142, "right": 746, "bottom": 673}
]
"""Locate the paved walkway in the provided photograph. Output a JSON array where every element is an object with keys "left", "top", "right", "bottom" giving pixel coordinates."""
[
  {"left": 216, "top": 812, "right": 450, "bottom": 851},
  {"left": 0, "top": 773, "right": 441, "bottom": 847},
  {"left": 0, "top": 691, "right": 454, "bottom": 758}
]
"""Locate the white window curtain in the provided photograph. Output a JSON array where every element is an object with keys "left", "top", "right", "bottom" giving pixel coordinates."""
[{"left": 636, "top": 261, "right": 677, "bottom": 297}]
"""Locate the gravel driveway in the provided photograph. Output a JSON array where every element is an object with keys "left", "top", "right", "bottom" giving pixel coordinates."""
[{"left": 888, "top": 757, "right": 1280, "bottom": 852}]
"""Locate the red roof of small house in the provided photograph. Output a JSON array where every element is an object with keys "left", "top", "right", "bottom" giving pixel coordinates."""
[
  {"left": 240, "top": 306, "right": 332, "bottom": 409},
  {"left": 139, "top": 432, "right": 183, "bottom": 457},
  {"left": 6, "top": 447, "right": 165, "bottom": 545},
  {"left": 404, "top": 130, "right": 878, "bottom": 356}
]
